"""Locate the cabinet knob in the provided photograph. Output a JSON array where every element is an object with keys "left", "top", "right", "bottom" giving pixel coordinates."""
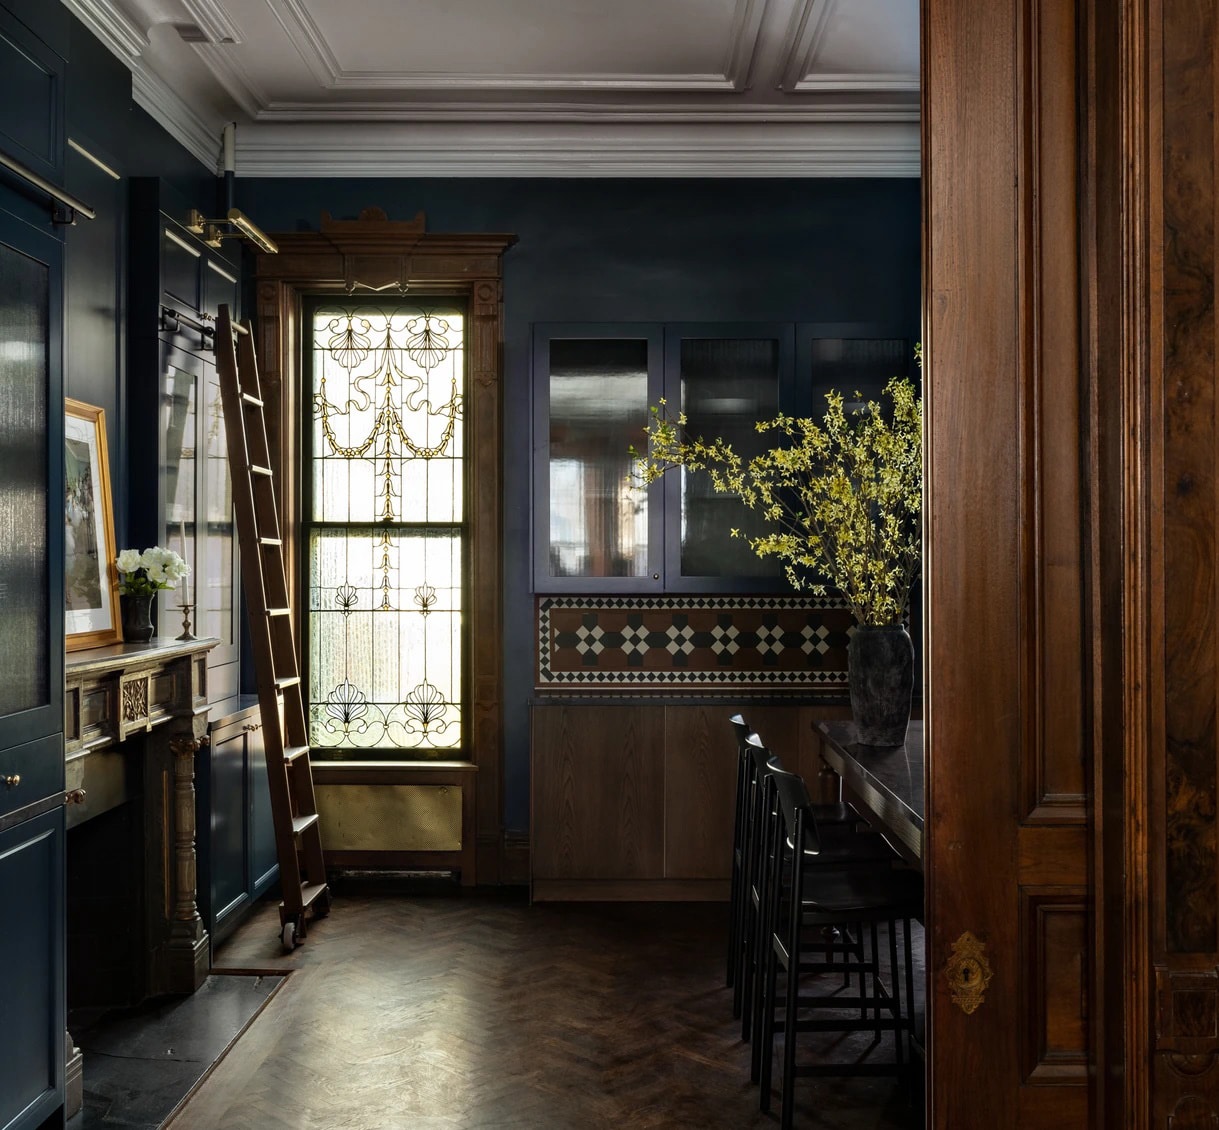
[
  {"left": 243, "top": 723, "right": 262, "bottom": 733},
  {"left": 2, "top": 774, "right": 19, "bottom": 789},
  {"left": 64, "top": 788, "right": 87, "bottom": 805}
]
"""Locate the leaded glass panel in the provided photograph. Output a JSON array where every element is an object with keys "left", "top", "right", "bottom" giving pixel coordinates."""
[{"left": 306, "top": 304, "right": 465, "bottom": 757}]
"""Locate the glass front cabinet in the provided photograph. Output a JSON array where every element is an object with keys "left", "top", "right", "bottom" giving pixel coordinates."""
[
  {"left": 533, "top": 322, "right": 914, "bottom": 595},
  {"left": 129, "top": 181, "right": 242, "bottom": 712}
]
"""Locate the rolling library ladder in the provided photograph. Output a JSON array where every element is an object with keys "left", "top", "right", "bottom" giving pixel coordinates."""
[{"left": 215, "top": 305, "right": 331, "bottom": 951}]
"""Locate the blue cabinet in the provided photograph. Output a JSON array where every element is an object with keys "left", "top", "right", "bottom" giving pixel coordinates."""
[
  {"left": 0, "top": 804, "right": 65, "bottom": 1130},
  {"left": 0, "top": 197, "right": 65, "bottom": 1130},
  {"left": 198, "top": 701, "right": 279, "bottom": 949}
]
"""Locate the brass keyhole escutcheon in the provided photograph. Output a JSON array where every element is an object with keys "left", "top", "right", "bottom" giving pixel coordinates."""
[{"left": 945, "top": 931, "right": 993, "bottom": 1015}]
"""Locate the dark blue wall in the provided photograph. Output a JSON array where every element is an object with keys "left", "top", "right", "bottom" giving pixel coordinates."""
[
  {"left": 235, "top": 178, "right": 922, "bottom": 833},
  {"left": 61, "top": 14, "right": 215, "bottom": 548}
]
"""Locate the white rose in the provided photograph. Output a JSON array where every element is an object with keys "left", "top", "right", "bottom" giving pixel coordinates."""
[{"left": 116, "top": 549, "right": 142, "bottom": 574}]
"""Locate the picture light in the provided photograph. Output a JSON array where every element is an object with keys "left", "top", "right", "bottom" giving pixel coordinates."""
[{"left": 186, "top": 207, "right": 278, "bottom": 254}]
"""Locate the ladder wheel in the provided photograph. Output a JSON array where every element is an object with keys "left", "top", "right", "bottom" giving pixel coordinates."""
[{"left": 281, "top": 920, "right": 298, "bottom": 953}]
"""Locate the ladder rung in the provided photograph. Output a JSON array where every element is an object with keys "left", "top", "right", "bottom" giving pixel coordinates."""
[
  {"left": 292, "top": 813, "right": 320, "bottom": 836},
  {"left": 300, "top": 882, "right": 328, "bottom": 908},
  {"left": 259, "top": 536, "right": 282, "bottom": 547},
  {"left": 283, "top": 745, "right": 309, "bottom": 764},
  {"left": 267, "top": 607, "right": 291, "bottom": 617},
  {"left": 251, "top": 465, "right": 273, "bottom": 477},
  {"left": 274, "top": 676, "right": 301, "bottom": 691},
  {"left": 241, "top": 392, "right": 263, "bottom": 407}
]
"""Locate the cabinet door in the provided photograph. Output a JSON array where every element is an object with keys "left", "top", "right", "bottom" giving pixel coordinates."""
[
  {"left": 0, "top": 7, "right": 64, "bottom": 186},
  {"left": 0, "top": 806, "right": 65, "bottom": 1130},
  {"left": 531, "top": 704, "right": 664, "bottom": 880},
  {"left": 246, "top": 720, "right": 278, "bottom": 893},
  {"left": 206, "top": 719, "right": 249, "bottom": 938},
  {"left": 199, "top": 355, "right": 239, "bottom": 689},
  {"left": 0, "top": 207, "right": 62, "bottom": 749}
]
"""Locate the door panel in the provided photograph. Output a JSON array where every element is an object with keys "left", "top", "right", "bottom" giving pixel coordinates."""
[
  {"left": 923, "top": 0, "right": 1089, "bottom": 1123},
  {"left": 0, "top": 807, "right": 65, "bottom": 1130}
]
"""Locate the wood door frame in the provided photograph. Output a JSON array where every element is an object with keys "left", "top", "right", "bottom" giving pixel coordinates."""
[
  {"left": 252, "top": 209, "right": 516, "bottom": 883},
  {"left": 925, "top": 0, "right": 1219, "bottom": 1122}
]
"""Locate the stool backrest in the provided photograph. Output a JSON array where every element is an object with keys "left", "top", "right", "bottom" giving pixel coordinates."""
[{"left": 770, "top": 764, "right": 823, "bottom": 858}]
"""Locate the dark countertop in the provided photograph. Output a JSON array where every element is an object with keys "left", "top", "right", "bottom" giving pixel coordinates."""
[{"left": 815, "top": 719, "right": 924, "bottom": 866}]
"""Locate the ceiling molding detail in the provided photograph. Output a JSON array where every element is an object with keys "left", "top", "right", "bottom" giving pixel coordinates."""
[
  {"left": 191, "top": 42, "right": 269, "bottom": 116},
  {"left": 233, "top": 120, "right": 920, "bottom": 177},
  {"left": 178, "top": 0, "right": 244, "bottom": 44},
  {"left": 130, "top": 64, "right": 223, "bottom": 168},
  {"left": 60, "top": 0, "right": 147, "bottom": 60},
  {"left": 778, "top": 0, "right": 917, "bottom": 94},
  {"left": 256, "top": 0, "right": 760, "bottom": 94}
]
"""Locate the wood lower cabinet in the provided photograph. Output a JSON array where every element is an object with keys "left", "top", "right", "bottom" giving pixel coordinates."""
[
  {"left": 530, "top": 701, "right": 847, "bottom": 899},
  {"left": 198, "top": 702, "right": 278, "bottom": 948}
]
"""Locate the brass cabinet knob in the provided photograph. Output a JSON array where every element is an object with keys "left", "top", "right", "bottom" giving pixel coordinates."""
[
  {"left": 64, "top": 789, "right": 87, "bottom": 805},
  {"left": 3, "top": 774, "right": 19, "bottom": 789}
]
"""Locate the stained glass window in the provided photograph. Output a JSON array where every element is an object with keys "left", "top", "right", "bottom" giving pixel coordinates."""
[{"left": 305, "top": 303, "right": 465, "bottom": 755}]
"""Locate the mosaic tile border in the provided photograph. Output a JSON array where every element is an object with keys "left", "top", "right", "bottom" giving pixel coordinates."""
[{"left": 536, "top": 594, "right": 854, "bottom": 689}]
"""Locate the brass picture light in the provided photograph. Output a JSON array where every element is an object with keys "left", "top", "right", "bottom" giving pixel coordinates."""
[{"left": 186, "top": 207, "right": 278, "bottom": 254}]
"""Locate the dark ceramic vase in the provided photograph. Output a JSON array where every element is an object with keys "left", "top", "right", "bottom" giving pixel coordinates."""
[
  {"left": 847, "top": 623, "right": 914, "bottom": 747},
  {"left": 121, "top": 592, "right": 155, "bottom": 643}
]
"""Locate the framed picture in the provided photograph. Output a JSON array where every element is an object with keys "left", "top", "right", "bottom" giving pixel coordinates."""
[{"left": 65, "top": 398, "right": 122, "bottom": 650}]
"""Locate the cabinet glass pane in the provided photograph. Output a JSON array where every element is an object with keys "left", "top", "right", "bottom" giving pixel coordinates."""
[
  {"left": 809, "top": 338, "right": 910, "bottom": 408},
  {"left": 678, "top": 338, "right": 781, "bottom": 578},
  {"left": 201, "top": 367, "right": 234, "bottom": 649},
  {"left": 161, "top": 361, "right": 196, "bottom": 611},
  {"left": 548, "top": 339, "right": 648, "bottom": 578},
  {"left": 0, "top": 241, "right": 48, "bottom": 715}
]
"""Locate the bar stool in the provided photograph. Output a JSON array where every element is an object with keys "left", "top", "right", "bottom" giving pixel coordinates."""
[
  {"left": 738, "top": 735, "right": 896, "bottom": 1056},
  {"left": 728, "top": 719, "right": 859, "bottom": 1020},
  {"left": 758, "top": 764, "right": 923, "bottom": 1129}
]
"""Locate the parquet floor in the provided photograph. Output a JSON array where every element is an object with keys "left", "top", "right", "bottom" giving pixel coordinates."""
[{"left": 170, "top": 883, "right": 923, "bottom": 1130}]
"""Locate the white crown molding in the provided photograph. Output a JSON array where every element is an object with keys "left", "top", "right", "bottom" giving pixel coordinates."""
[
  {"left": 130, "top": 63, "right": 224, "bottom": 169},
  {"left": 191, "top": 42, "right": 269, "bottom": 117},
  {"left": 265, "top": 0, "right": 338, "bottom": 87},
  {"left": 234, "top": 120, "right": 920, "bottom": 177},
  {"left": 60, "top": 0, "right": 147, "bottom": 61},
  {"left": 179, "top": 0, "right": 244, "bottom": 44},
  {"left": 248, "top": 99, "right": 920, "bottom": 124},
  {"left": 722, "top": 0, "right": 769, "bottom": 90}
]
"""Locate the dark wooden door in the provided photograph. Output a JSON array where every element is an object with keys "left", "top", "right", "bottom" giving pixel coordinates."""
[{"left": 923, "top": 0, "right": 1091, "bottom": 1123}]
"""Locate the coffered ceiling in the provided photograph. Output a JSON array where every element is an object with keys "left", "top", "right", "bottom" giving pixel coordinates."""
[{"left": 64, "top": 0, "right": 920, "bottom": 175}]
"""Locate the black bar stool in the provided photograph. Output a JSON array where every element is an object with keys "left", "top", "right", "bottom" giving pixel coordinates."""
[{"left": 757, "top": 764, "right": 922, "bottom": 1129}]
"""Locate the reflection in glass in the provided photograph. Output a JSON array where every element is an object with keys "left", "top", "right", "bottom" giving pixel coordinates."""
[
  {"left": 548, "top": 339, "right": 648, "bottom": 577},
  {"left": 679, "top": 338, "right": 782, "bottom": 578},
  {"left": 202, "top": 369, "right": 233, "bottom": 645},
  {"left": 161, "top": 362, "right": 196, "bottom": 608},
  {"left": 809, "top": 338, "right": 910, "bottom": 411},
  {"left": 0, "top": 243, "right": 48, "bottom": 715}
]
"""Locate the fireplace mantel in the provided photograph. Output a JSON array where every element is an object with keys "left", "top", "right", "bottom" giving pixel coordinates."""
[{"left": 65, "top": 635, "right": 218, "bottom": 998}]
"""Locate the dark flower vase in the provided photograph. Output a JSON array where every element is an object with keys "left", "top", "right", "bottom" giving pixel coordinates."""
[
  {"left": 121, "top": 592, "right": 156, "bottom": 643},
  {"left": 847, "top": 624, "right": 914, "bottom": 747}
]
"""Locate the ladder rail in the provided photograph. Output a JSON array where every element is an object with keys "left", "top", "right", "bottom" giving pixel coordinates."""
[{"left": 215, "top": 304, "right": 330, "bottom": 942}]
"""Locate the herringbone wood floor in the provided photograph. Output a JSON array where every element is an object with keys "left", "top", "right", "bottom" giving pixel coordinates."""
[{"left": 169, "top": 884, "right": 923, "bottom": 1129}]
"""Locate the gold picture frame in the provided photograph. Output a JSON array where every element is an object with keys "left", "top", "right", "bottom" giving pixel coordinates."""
[{"left": 65, "top": 398, "right": 122, "bottom": 650}]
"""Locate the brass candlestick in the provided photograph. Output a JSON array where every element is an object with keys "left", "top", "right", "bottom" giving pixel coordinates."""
[{"left": 176, "top": 603, "right": 196, "bottom": 641}]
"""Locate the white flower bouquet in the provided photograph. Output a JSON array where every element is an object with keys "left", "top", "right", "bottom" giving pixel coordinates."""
[{"left": 115, "top": 546, "right": 190, "bottom": 596}]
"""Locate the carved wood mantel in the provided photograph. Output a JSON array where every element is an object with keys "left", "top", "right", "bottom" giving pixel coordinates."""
[{"left": 65, "top": 636, "right": 217, "bottom": 997}]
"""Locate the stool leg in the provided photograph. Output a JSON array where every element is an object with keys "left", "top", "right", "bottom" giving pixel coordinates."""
[
  {"left": 889, "top": 918, "right": 905, "bottom": 1078},
  {"left": 904, "top": 917, "right": 917, "bottom": 1069},
  {"left": 727, "top": 858, "right": 740, "bottom": 989},
  {"left": 870, "top": 922, "right": 883, "bottom": 1044},
  {"left": 759, "top": 938, "right": 779, "bottom": 1113}
]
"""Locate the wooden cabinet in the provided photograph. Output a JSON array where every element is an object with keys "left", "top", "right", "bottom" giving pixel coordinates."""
[
  {"left": 128, "top": 180, "right": 242, "bottom": 712},
  {"left": 530, "top": 701, "right": 847, "bottom": 899},
  {"left": 198, "top": 701, "right": 278, "bottom": 948}
]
